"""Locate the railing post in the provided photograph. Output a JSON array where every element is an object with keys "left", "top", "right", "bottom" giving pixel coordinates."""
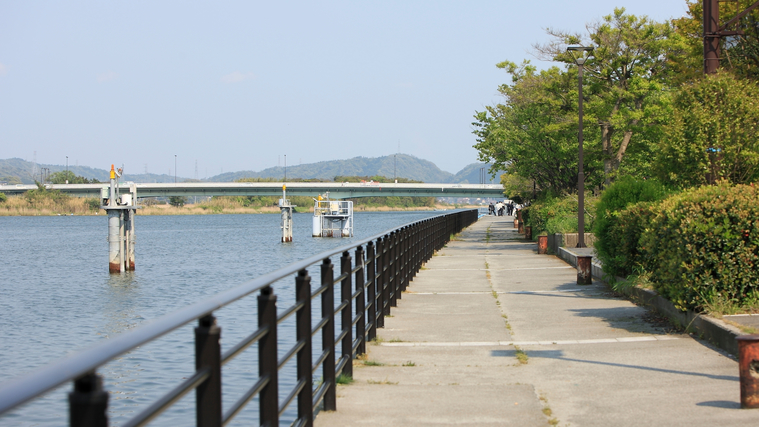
[
  {"left": 377, "top": 237, "right": 386, "bottom": 327},
  {"left": 295, "top": 270, "right": 313, "bottom": 425},
  {"left": 195, "top": 314, "right": 222, "bottom": 427},
  {"left": 69, "top": 372, "right": 108, "bottom": 427},
  {"left": 366, "top": 241, "right": 378, "bottom": 340},
  {"left": 355, "top": 245, "right": 366, "bottom": 355},
  {"left": 258, "top": 286, "right": 279, "bottom": 427},
  {"left": 340, "top": 251, "right": 353, "bottom": 378},
  {"left": 382, "top": 235, "right": 391, "bottom": 316},
  {"left": 402, "top": 227, "right": 409, "bottom": 292},
  {"left": 389, "top": 231, "right": 397, "bottom": 307},
  {"left": 320, "top": 259, "right": 336, "bottom": 411}
]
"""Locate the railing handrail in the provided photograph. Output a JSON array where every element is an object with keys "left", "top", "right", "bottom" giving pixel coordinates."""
[{"left": 0, "top": 209, "right": 473, "bottom": 418}]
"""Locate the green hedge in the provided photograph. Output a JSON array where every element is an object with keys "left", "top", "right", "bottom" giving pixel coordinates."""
[
  {"left": 522, "top": 194, "right": 596, "bottom": 239},
  {"left": 641, "top": 183, "right": 759, "bottom": 311},
  {"left": 594, "top": 177, "right": 670, "bottom": 278}
]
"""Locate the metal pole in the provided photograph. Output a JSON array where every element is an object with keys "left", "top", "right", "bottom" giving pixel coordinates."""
[
  {"left": 295, "top": 270, "right": 313, "bottom": 425},
  {"left": 174, "top": 155, "right": 177, "bottom": 183},
  {"left": 354, "top": 246, "right": 366, "bottom": 355},
  {"left": 69, "top": 372, "right": 109, "bottom": 427},
  {"left": 195, "top": 314, "right": 222, "bottom": 427},
  {"left": 366, "top": 241, "right": 377, "bottom": 341},
  {"left": 258, "top": 286, "right": 279, "bottom": 426},
  {"left": 340, "top": 251, "right": 353, "bottom": 378},
  {"left": 320, "top": 259, "right": 336, "bottom": 411},
  {"left": 577, "top": 61, "right": 586, "bottom": 248},
  {"left": 703, "top": 0, "right": 720, "bottom": 74}
]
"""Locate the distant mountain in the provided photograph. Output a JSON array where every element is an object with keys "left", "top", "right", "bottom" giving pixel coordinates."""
[
  {"left": 0, "top": 155, "right": 505, "bottom": 185},
  {"left": 211, "top": 154, "right": 455, "bottom": 183},
  {"left": 451, "top": 163, "right": 506, "bottom": 184},
  {"left": 0, "top": 158, "right": 183, "bottom": 184}
]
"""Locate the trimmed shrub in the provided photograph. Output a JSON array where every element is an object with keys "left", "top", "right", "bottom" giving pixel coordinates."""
[
  {"left": 641, "top": 183, "right": 759, "bottom": 311},
  {"left": 523, "top": 194, "right": 596, "bottom": 239},
  {"left": 594, "top": 177, "right": 671, "bottom": 278}
]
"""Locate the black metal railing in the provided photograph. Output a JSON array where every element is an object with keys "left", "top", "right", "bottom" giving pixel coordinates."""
[{"left": 0, "top": 209, "right": 478, "bottom": 426}]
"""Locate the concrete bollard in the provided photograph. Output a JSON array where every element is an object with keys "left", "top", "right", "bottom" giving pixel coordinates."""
[
  {"left": 525, "top": 226, "right": 532, "bottom": 240},
  {"left": 538, "top": 235, "right": 548, "bottom": 254},
  {"left": 738, "top": 334, "right": 759, "bottom": 408},
  {"left": 577, "top": 255, "right": 592, "bottom": 285}
]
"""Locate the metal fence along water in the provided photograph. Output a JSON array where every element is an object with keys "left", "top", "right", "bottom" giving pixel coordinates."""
[{"left": 0, "top": 209, "right": 478, "bottom": 426}]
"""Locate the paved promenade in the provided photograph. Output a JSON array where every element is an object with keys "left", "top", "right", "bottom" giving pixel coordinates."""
[{"left": 314, "top": 215, "right": 757, "bottom": 426}]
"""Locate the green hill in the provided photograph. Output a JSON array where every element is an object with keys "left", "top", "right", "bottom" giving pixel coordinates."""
[{"left": 1, "top": 156, "right": 505, "bottom": 185}]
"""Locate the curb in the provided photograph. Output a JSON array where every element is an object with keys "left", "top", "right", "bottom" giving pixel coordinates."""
[{"left": 556, "top": 247, "right": 742, "bottom": 357}]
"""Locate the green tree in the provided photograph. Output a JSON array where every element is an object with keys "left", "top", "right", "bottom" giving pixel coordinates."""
[
  {"left": 473, "top": 61, "right": 594, "bottom": 195},
  {"left": 49, "top": 170, "right": 100, "bottom": 184},
  {"left": 655, "top": 71, "right": 759, "bottom": 187},
  {"left": 534, "top": 8, "right": 682, "bottom": 185},
  {"left": 168, "top": 196, "right": 186, "bottom": 207}
]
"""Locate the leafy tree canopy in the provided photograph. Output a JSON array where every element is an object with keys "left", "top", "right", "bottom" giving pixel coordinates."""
[{"left": 49, "top": 170, "right": 101, "bottom": 184}]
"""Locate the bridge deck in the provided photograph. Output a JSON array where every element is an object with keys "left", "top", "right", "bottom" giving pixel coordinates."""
[
  {"left": 314, "top": 215, "right": 748, "bottom": 426},
  {"left": 0, "top": 182, "right": 505, "bottom": 199}
]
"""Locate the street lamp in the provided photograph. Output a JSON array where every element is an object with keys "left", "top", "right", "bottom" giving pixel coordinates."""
[
  {"left": 566, "top": 45, "right": 593, "bottom": 248},
  {"left": 174, "top": 155, "right": 177, "bottom": 183}
]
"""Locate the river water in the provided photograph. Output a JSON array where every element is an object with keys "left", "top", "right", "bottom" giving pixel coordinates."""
[{"left": 0, "top": 211, "right": 440, "bottom": 426}]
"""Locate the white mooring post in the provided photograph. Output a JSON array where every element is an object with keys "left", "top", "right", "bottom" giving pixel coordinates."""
[
  {"left": 102, "top": 164, "right": 140, "bottom": 273},
  {"left": 279, "top": 184, "right": 294, "bottom": 242}
]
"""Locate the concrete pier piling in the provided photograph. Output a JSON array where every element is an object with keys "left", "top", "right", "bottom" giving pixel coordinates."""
[{"left": 102, "top": 164, "right": 139, "bottom": 273}]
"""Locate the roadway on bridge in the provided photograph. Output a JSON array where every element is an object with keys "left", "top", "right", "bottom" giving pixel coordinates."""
[
  {"left": 0, "top": 182, "right": 505, "bottom": 199},
  {"left": 314, "top": 215, "right": 749, "bottom": 426}
]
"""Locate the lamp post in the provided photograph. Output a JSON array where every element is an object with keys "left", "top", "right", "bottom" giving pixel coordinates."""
[
  {"left": 174, "top": 155, "right": 177, "bottom": 183},
  {"left": 567, "top": 46, "right": 593, "bottom": 248}
]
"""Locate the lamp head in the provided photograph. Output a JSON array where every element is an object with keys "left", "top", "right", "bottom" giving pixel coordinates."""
[{"left": 566, "top": 46, "right": 594, "bottom": 65}]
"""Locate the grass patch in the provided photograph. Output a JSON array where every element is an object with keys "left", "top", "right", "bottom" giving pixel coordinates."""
[
  {"left": 367, "top": 378, "right": 398, "bottom": 385},
  {"left": 388, "top": 337, "right": 404, "bottom": 343},
  {"left": 402, "top": 361, "right": 416, "bottom": 367},
  {"left": 370, "top": 337, "right": 385, "bottom": 345},
  {"left": 514, "top": 346, "right": 529, "bottom": 365},
  {"left": 336, "top": 374, "right": 354, "bottom": 385},
  {"left": 362, "top": 360, "right": 385, "bottom": 367}
]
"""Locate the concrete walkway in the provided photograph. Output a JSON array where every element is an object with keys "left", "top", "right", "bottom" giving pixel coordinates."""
[{"left": 314, "top": 216, "right": 757, "bottom": 426}]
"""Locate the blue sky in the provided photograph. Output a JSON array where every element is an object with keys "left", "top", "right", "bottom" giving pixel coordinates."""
[{"left": 1, "top": 1, "right": 690, "bottom": 178}]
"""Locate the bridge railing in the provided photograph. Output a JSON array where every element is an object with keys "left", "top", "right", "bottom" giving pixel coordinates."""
[{"left": 0, "top": 209, "right": 479, "bottom": 426}]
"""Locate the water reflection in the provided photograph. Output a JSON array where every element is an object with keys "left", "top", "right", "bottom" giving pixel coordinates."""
[{"left": 103, "top": 272, "right": 142, "bottom": 338}]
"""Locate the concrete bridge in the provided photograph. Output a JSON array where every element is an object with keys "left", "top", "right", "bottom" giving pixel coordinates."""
[{"left": 0, "top": 182, "right": 505, "bottom": 199}]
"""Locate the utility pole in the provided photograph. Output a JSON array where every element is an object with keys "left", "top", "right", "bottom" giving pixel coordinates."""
[{"left": 703, "top": 0, "right": 759, "bottom": 74}]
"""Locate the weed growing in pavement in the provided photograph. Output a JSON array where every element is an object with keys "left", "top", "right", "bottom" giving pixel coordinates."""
[
  {"left": 402, "top": 361, "right": 416, "bottom": 367},
  {"left": 367, "top": 378, "right": 397, "bottom": 385},
  {"left": 336, "top": 374, "right": 354, "bottom": 385},
  {"left": 514, "top": 346, "right": 528, "bottom": 365}
]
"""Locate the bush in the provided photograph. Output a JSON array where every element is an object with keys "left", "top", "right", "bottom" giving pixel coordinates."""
[
  {"left": 641, "top": 183, "right": 759, "bottom": 311},
  {"left": 85, "top": 198, "right": 101, "bottom": 211},
  {"left": 168, "top": 196, "right": 186, "bottom": 207},
  {"left": 594, "top": 177, "right": 671, "bottom": 278},
  {"left": 523, "top": 194, "right": 596, "bottom": 238},
  {"left": 0, "top": 192, "right": 6, "bottom": 203}
]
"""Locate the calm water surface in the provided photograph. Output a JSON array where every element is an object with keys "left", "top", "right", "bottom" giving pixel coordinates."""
[{"left": 0, "top": 211, "right": 440, "bottom": 426}]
